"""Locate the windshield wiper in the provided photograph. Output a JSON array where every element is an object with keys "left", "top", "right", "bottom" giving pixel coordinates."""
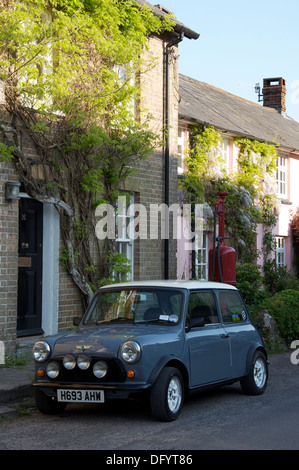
[
  {"left": 138, "top": 318, "right": 167, "bottom": 324},
  {"left": 111, "top": 317, "right": 130, "bottom": 321},
  {"left": 95, "top": 316, "right": 136, "bottom": 325}
]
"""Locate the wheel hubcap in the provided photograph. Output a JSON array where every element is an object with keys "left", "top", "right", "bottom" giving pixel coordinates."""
[
  {"left": 167, "top": 376, "right": 182, "bottom": 413},
  {"left": 254, "top": 358, "right": 266, "bottom": 388}
]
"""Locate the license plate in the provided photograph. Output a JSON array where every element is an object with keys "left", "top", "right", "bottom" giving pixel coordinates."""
[{"left": 57, "top": 389, "right": 104, "bottom": 403}]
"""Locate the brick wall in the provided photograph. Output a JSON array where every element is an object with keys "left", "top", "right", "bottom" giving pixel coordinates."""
[
  {"left": 0, "top": 115, "right": 84, "bottom": 354},
  {"left": 58, "top": 266, "right": 84, "bottom": 332},
  {"left": 123, "top": 33, "right": 179, "bottom": 280},
  {"left": 0, "top": 160, "right": 19, "bottom": 356}
]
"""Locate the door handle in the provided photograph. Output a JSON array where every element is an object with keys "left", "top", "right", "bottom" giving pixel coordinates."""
[{"left": 220, "top": 333, "right": 230, "bottom": 339}]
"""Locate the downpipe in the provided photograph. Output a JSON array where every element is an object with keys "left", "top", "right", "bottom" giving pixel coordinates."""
[{"left": 164, "top": 33, "right": 184, "bottom": 279}]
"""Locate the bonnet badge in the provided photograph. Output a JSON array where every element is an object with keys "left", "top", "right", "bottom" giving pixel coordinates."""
[{"left": 75, "top": 345, "right": 92, "bottom": 352}]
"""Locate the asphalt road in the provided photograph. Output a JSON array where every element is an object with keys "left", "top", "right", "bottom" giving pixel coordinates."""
[{"left": 0, "top": 351, "right": 298, "bottom": 451}]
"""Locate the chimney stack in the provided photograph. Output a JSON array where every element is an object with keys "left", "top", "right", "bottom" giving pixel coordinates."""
[{"left": 262, "top": 77, "right": 286, "bottom": 114}]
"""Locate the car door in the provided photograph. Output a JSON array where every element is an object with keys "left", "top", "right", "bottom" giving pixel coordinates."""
[
  {"left": 218, "top": 289, "right": 255, "bottom": 378},
  {"left": 186, "top": 290, "right": 232, "bottom": 387}
]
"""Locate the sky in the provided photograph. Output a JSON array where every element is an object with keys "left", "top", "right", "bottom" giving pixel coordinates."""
[{"left": 159, "top": 0, "right": 299, "bottom": 123}]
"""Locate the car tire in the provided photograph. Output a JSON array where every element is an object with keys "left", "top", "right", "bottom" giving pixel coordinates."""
[
  {"left": 150, "top": 367, "right": 184, "bottom": 422},
  {"left": 240, "top": 350, "right": 268, "bottom": 395},
  {"left": 35, "top": 388, "right": 67, "bottom": 415}
]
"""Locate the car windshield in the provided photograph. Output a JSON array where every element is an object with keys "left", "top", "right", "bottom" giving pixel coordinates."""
[{"left": 84, "top": 289, "right": 184, "bottom": 325}]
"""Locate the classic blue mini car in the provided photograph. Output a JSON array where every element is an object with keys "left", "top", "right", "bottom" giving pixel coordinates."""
[{"left": 33, "top": 280, "right": 268, "bottom": 421}]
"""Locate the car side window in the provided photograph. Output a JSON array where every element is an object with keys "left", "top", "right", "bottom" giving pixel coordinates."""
[
  {"left": 218, "top": 290, "right": 247, "bottom": 323},
  {"left": 187, "top": 291, "right": 219, "bottom": 324}
]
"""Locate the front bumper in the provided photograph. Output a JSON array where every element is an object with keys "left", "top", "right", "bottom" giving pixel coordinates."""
[{"left": 33, "top": 381, "right": 151, "bottom": 400}]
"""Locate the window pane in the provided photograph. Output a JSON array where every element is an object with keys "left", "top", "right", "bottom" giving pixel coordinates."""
[
  {"left": 187, "top": 291, "right": 219, "bottom": 324},
  {"left": 194, "top": 233, "right": 208, "bottom": 280},
  {"left": 115, "top": 194, "right": 134, "bottom": 280},
  {"left": 276, "top": 156, "right": 286, "bottom": 196},
  {"left": 219, "top": 290, "right": 247, "bottom": 323},
  {"left": 275, "top": 236, "right": 286, "bottom": 268}
]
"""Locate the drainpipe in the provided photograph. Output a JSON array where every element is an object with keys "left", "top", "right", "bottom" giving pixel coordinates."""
[{"left": 164, "top": 33, "right": 184, "bottom": 279}]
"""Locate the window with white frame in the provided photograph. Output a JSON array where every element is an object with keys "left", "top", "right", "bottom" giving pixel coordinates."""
[
  {"left": 177, "top": 125, "right": 186, "bottom": 174},
  {"left": 194, "top": 232, "right": 209, "bottom": 280},
  {"left": 115, "top": 194, "right": 134, "bottom": 281},
  {"left": 276, "top": 156, "right": 286, "bottom": 197},
  {"left": 219, "top": 137, "right": 230, "bottom": 171},
  {"left": 113, "top": 63, "right": 136, "bottom": 120},
  {"left": 275, "top": 236, "right": 286, "bottom": 268}
]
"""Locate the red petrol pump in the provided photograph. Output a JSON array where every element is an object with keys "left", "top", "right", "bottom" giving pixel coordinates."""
[{"left": 208, "top": 192, "right": 236, "bottom": 285}]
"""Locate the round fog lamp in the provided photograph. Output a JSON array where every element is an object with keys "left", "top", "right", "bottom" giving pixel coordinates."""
[
  {"left": 46, "top": 362, "right": 60, "bottom": 379},
  {"left": 63, "top": 354, "right": 76, "bottom": 370},
  {"left": 93, "top": 361, "right": 108, "bottom": 379},
  {"left": 77, "top": 354, "right": 90, "bottom": 370}
]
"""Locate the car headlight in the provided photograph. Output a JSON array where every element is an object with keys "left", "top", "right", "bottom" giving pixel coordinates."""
[
  {"left": 63, "top": 354, "right": 76, "bottom": 370},
  {"left": 46, "top": 361, "right": 60, "bottom": 379},
  {"left": 33, "top": 341, "right": 51, "bottom": 362},
  {"left": 120, "top": 341, "right": 141, "bottom": 364},
  {"left": 93, "top": 361, "right": 108, "bottom": 378},
  {"left": 77, "top": 354, "right": 90, "bottom": 370}
]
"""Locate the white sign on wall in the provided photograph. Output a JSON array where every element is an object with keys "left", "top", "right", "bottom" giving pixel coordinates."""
[{"left": 0, "top": 341, "right": 5, "bottom": 365}]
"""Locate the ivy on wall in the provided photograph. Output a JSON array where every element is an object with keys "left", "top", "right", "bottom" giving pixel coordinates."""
[
  {"left": 0, "top": 0, "right": 173, "bottom": 305},
  {"left": 290, "top": 208, "right": 299, "bottom": 276},
  {"left": 180, "top": 125, "right": 279, "bottom": 264}
]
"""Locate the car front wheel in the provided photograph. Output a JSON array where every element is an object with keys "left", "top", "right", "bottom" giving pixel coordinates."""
[
  {"left": 150, "top": 367, "right": 184, "bottom": 422},
  {"left": 241, "top": 350, "right": 268, "bottom": 395}
]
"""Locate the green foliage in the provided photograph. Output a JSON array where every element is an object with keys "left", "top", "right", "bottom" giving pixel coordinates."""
[
  {"left": 0, "top": 142, "right": 15, "bottom": 161},
  {"left": 0, "top": 0, "right": 174, "bottom": 299},
  {"left": 181, "top": 126, "right": 223, "bottom": 202},
  {"left": 97, "top": 251, "right": 132, "bottom": 287},
  {"left": 257, "top": 290, "right": 299, "bottom": 346},
  {"left": 234, "top": 137, "right": 277, "bottom": 197},
  {"left": 263, "top": 260, "right": 299, "bottom": 294},
  {"left": 236, "top": 263, "right": 266, "bottom": 310},
  {"left": 0, "top": 0, "right": 172, "bottom": 120},
  {"left": 206, "top": 178, "right": 260, "bottom": 262},
  {"left": 290, "top": 207, "right": 299, "bottom": 276},
  {"left": 180, "top": 126, "right": 278, "bottom": 263},
  {"left": 0, "top": 353, "right": 30, "bottom": 368}
]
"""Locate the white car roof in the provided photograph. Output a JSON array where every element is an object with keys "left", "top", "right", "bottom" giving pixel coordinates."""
[{"left": 100, "top": 280, "right": 238, "bottom": 290}]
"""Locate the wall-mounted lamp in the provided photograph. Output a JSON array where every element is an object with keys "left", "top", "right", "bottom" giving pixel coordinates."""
[{"left": 5, "top": 181, "right": 21, "bottom": 200}]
